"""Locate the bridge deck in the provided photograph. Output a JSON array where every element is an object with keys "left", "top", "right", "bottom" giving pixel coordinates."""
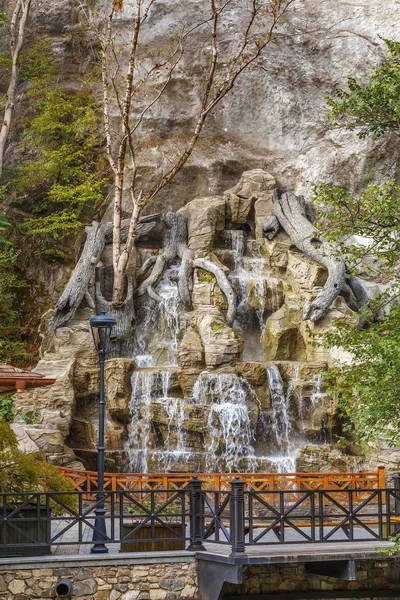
[{"left": 198, "top": 540, "right": 394, "bottom": 565}]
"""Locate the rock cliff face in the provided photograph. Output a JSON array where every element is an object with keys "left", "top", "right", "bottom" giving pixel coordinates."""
[{"left": 6, "top": 0, "right": 400, "bottom": 475}]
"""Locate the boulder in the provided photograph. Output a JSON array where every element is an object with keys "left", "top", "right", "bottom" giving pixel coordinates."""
[
  {"left": 24, "top": 427, "right": 65, "bottom": 455},
  {"left": 236, "top": 361, "right": 267, "bottom": 386},
  {"left": 192, "top": 307, "right": 243, "bottom": 367},
  {"left": 11, "top": 424, "right": 40, "bottom": 454},
  {"left": 178, "top": 196, "right": 225, "bottom": 252},
  {"left": 69, "top": 417, "right": 96, "bottom": 450},
  {"left": 263, "top": 305, "right": 306, "bottom": 361},
  {"left": 177, "top": 327, "right": 205, "bottom": 371},
  {"left": 105, "top": 358, "right": 135, "bottom": 423}
]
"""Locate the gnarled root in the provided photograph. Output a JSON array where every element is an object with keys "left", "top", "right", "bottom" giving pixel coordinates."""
[
  {"left": 49, "top": 217, "right": 159, "bottom": 331},
  {"left": 178, "top": 248, "right": 194, "bottom": 309},
  {"left": 193, "top": 258, "right": 236, "bottom": 325},
  {"left": 273, "top": 190, "right": 346, "bottom": 323},
  {"left": 135, "top": 254, "right": 167, "bottom": 298}
]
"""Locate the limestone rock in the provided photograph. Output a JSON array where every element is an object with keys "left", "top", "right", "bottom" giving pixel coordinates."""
[
  {"left": 179, "top": 196, "right": 225, "bottom": 252},
  {"left": 261, "top": 232, "right": 292, "bottom": 268},
  {"left": 225, "top": 194, "right": 253, "bottom": 225},
  {"left": 192, "top": 307, "right": 243, "bottom": 367},
  {"left": 177, "top": 327, "right": 204, "bottom": 371},
  {"left": 14, "top": 358, "right": 75, "bottom": 437},
  {"left": 236, "top": 361, "right": 266, "bottom": 386},
  {"left": 11, "top": 423, "right": 40, "bottom": 454},
  {"left": 297, "top": 445, "right": 361, "bottom": 473},
  {"left": 24, "top": 426, "right": 65, "bottom": 454},
  {"left": 263, "top": 306, "right": 306, "bottom": 361},
  {"left": 69, "top": 417, "right": 96, "bottom": 450},
  {"left": 225, "top": 169, "right": 275, "bottom": 198},
  {"left": 254, "top": 192, "right": 275, "bottom": 240},
  {"left": 286, "top": 251, "right": 328, "bottom": 291},
  {"left": 105, "top": 358, "right": 135, "bottom": 423}
]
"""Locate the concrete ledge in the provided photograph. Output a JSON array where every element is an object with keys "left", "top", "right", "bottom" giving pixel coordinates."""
[
  {"left": 0, "top": 550, "right": 196, "bottom": 570},
  {"left": 197, "top": 541, "right": 395, "bottom": 566}
]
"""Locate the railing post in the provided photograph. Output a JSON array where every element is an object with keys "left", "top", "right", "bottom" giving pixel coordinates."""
[
  {"left": 392, "top": 473, "right": 400, "bottom": 517},
  {"left": 187, "top": 477, "right": 206, "bottom": 551},
  {"left": 229, "top": 477, "right": 247, "bottom": 558}
]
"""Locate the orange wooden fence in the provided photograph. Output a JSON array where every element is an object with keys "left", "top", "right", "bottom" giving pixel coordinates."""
[{"left": 58, "top": 466, "right": 386, "bottom": 503}]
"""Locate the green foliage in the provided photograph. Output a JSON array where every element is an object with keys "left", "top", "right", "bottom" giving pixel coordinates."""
[
  {"left": 12, "top": 86, "right": 105, "bottom": 259},
  {"left": 0, "top": 419, "right": 77, "bottom": 514},
  {"left": 314, "top": 177, "right": 400, "bottom": 277},
  {"left": 0, "top": 220, "right": 29, "bottom": 365},
  {"left": 198, "top": 269, "right": 215, "bottom": 283},
  {"left": 0, "top": 13, "right": 7, "bottom": 26},
  {"left": 321, "top": 303, "right": 400, "bottom": 447},
  {"left": 0, "top": 395, "right": 15, "bottom": 422},
  {"left": 327, "top": 38, "right": 400, "bottom": 138},
  {"left": 380, "top": 533, "right": 400, "bottom": 556},
  {"left": 20, "top": 38, "right": 57, "bottom": 90},
  {"left": 317, "top": 39, "right": 400, "bottom": 447}
]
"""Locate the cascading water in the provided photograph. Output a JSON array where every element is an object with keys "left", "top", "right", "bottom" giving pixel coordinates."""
[
  {"left": 127, "top": 369, "right": 189, "bottom": 472},
  {"left": 133, "top": 263, "right": 181, "bottom": 368},
  {"left": 127, "top": 370, "right": 157, "bottom": 472},
  {"left": 123, "top": 217, "right": 329, "bottom": 475},
  {"left": 229, "top": 232, "right": 282, "bottom": 360},
  {"left": 265, "top": 365, "right": 299, "bottom": 471},
  {"left": 192, "top": 373, "right": 256, "bottom": 472}
]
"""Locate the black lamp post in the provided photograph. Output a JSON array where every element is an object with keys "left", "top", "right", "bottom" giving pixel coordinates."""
[{"left": 89, "top": 310, "right": 117, "bottom": 554}]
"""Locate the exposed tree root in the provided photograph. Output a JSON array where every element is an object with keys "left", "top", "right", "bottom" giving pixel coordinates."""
[
  {"left": 265, "top": 190, "right": 347, "bottom": 322},
  {"left": 49, "top": 217, "right": 158, "bottom": 331}
]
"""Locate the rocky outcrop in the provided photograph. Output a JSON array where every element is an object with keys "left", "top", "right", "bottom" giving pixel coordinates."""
[
  {"left": 192, "top": 307, "right": 243, "bottom": 368},
  {"left": 105, "top": 358, "right": 135, "bottom": 423}
]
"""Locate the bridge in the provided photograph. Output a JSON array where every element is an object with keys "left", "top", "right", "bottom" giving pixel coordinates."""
[{"left": 1, "top": 467, "right": 400, "bottom": 600}]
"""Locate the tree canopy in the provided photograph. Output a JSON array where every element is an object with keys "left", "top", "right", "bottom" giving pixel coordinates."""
[{"left": 315, "top": 37, "right": 400, "bottom": 447}]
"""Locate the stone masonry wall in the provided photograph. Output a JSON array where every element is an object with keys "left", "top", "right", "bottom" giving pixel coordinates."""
[
  {"left": 225, "top": 559, "right": 400, "bottom": 597},
  {"left": 0, "top": 561, "right": 197, "bottom": 600}
]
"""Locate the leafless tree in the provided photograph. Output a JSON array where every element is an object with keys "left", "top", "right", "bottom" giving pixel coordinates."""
[
  {"left": 0, "top": 0, "right": 33, "bottom": 179},
  {"left": 50, "top": 0, "right": 296, "bottom": 331},
  {"left": 89, "top": 0, "right": 295, "bottom": 302}
]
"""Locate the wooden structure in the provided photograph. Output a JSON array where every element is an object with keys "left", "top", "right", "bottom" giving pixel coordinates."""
[
  {"left": 57, "top": 467, "right": 386, "bottom": 503},
  {"left": 0, "top": 364, "right": 56, "bottom": 395}
]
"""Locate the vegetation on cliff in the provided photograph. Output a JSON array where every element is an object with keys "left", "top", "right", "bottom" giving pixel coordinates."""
[
  {"left": 0, "top": 419, "right": 77, "bottom": 512},
  {"left": 316, "top": 39, "right": 400, "bottom": 446},
  {"left": 0, "top": 32, "right": 104, "bottom": 364}
]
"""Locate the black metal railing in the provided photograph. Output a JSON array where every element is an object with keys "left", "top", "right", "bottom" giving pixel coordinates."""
[{"left": 1, "top": 478, "right": 400, "bottom": 556}]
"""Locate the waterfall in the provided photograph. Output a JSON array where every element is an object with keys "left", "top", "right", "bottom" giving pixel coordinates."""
[
  {"left": 127, "top": 370, "right": 155, "bottom": 472},
  {"left": 192, "top": 372, "right": 256, "bottom": 472},
  {"left": 127, "top": 370, "right": 179, "bottom": 472},
  {"left": 133, "top": 263, "right": 181, "bottom": 367},
  {"left": 266, "top": 364, "right": 298, "bottom": 470},
  {"left": 229, "top": 233, "right": 282, "bottom": 360}
]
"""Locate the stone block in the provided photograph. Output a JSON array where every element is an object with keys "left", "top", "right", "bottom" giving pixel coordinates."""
[
  {"left": 73, "top": 579, "right": 97, "bottom": 596},
  {"left": 8, "top": 580, "right": 26, "bottom": 595},
  {"left": 105, "top": 358, "right": 135, "bottom": 422}
]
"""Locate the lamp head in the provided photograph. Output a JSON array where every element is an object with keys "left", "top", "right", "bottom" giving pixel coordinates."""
[{"left": 90, "top": 310, "right": 117, "bottom": 354}]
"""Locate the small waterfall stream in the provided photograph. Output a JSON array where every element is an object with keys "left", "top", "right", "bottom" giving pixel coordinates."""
[
  {"left": 192, "top": 373, "right": 256, "bottom": 472},
  {"left": 265, "top": 364, "right": 298, "bottom": 470},
  {"left": 133, "top": 263, "right": 181, "bottom": 368},
  {"left": 229, "top": 231, "right": 282, "bottom": 360}
]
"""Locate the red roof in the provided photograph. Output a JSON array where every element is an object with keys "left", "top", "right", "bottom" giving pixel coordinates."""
[{"left": 0, "top": 364, "right": 56, "bottom": 394}]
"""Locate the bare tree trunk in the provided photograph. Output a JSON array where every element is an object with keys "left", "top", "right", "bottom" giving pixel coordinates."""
[
  {"left": 49, "top": 216, "right": 158, "bottom": 331},
  {"left": 272, "top": 190, "right": 346, "bottom": 322},
  {"left": 193, "top": 258, "right": 236, "bottom": 325},
  {"left": 95, "top": 266, "right": 135, "bottom": 358},
  {"left": 0, "top": 0, "right": 32, "bottom": 179}
]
